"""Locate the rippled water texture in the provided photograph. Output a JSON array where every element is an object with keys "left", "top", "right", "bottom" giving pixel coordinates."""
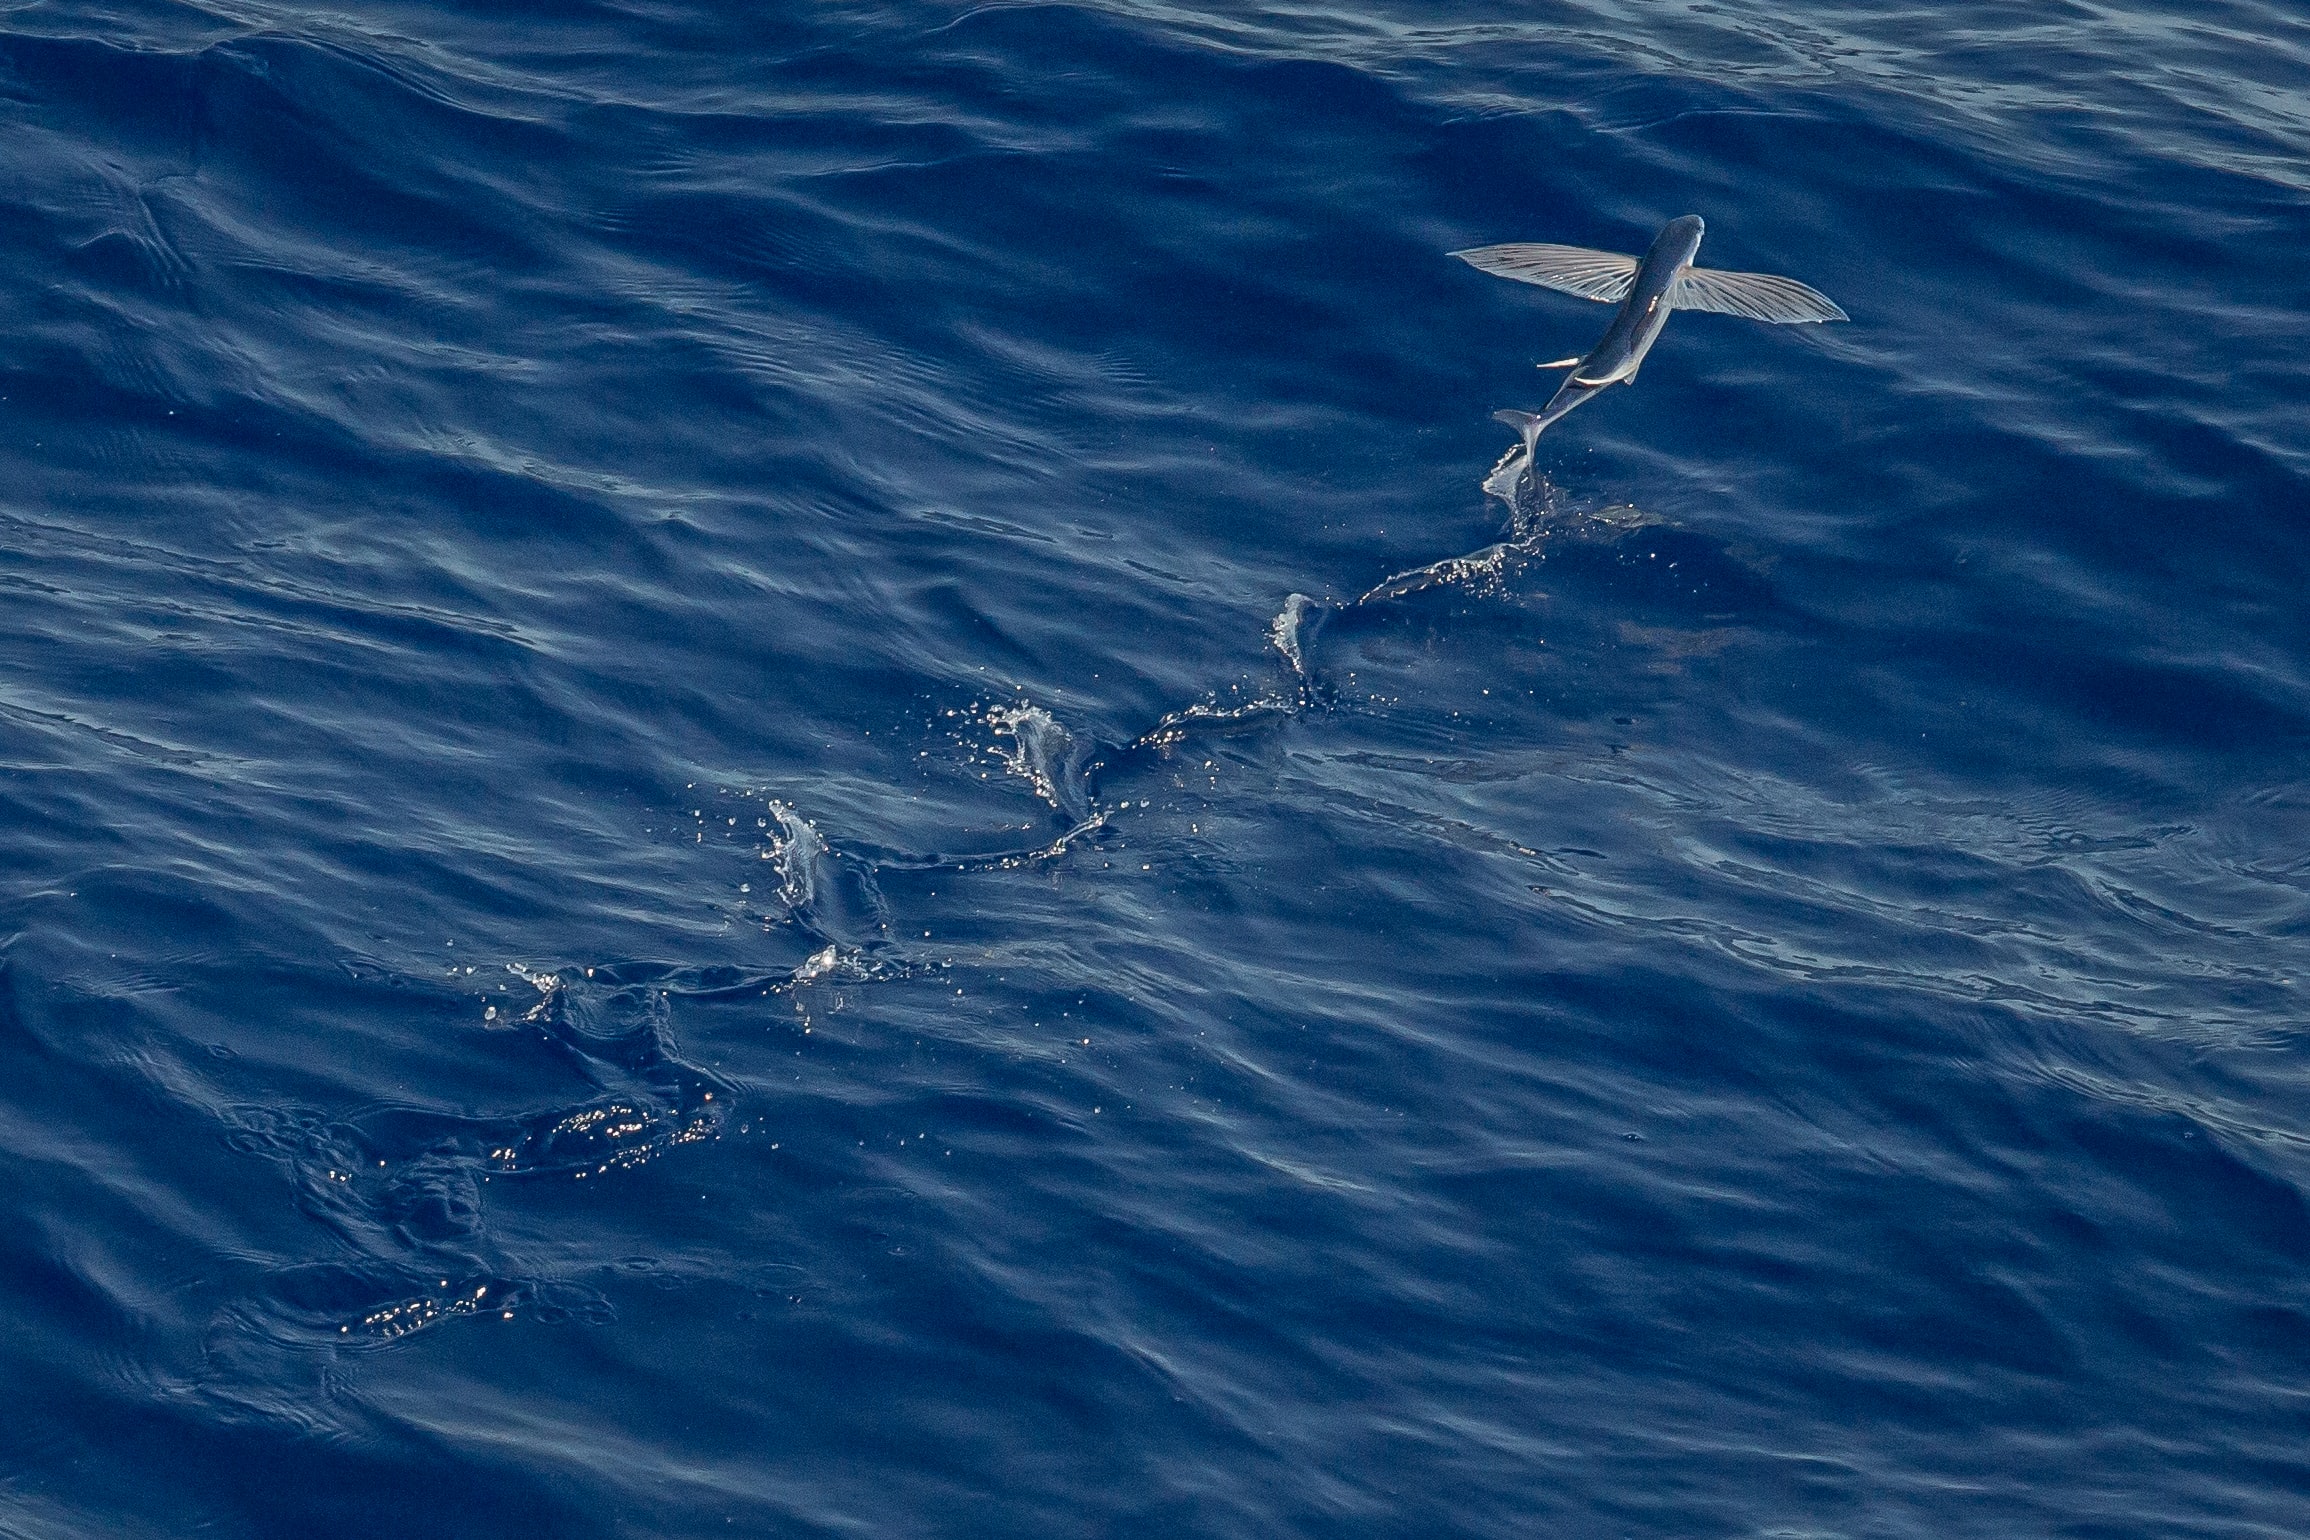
[{"left": 4, "top": 1, "right": 2310, "bottom": 1535}]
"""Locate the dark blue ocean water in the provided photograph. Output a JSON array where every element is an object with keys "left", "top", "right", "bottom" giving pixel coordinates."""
[{"left": 5, "top": 1, "right": 2310, "bottom": 1534}]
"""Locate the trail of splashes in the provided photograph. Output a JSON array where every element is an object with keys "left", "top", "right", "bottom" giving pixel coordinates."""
[
  {"left": 1130, "top": 596, "right": 1326, "bottom": 753},
  {"left": 738, "top": 430, "right": 1585, "bottom": 892},
  {"left": 677, "top": 433, "right": 1618, "bottom": 979},
  {"left": 298, "top": 430, "right": 1627, "bottom": 1364}
]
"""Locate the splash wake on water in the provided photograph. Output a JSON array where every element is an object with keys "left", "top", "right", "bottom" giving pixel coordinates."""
[
  {"left": 182, "top": 418, "right": 1769, "bottom": 1371},
  {"left": 485, "top": 441, "right": 1687, "bottom": 1000}
]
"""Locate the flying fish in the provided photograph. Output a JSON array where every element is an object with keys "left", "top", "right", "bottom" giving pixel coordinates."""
[{"left": 1454, "top": 215, "right": 1845, "bottom": 459}]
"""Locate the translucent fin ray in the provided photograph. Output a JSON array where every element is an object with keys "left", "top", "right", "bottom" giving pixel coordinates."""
[
  {"left": 1451, "top": 243, "right": 1638, "bottom": 303},
  {"left": 1667, "top": 266, "right": 1847, "bottom": 323}
]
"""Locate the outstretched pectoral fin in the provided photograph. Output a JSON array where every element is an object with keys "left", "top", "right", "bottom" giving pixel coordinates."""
[
  {"left": 1667, "top": 266, "right": 1848, "bottom": 323},
  {"left": 1453, "top": 243, "right": 1639, "bottom": 303},
  {"left": 1536, "top": 356, "right": 1583, "bottom": 369}
]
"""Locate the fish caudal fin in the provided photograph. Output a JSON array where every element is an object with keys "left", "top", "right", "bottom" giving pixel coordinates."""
[
  {"left": 1493, "top": 370, "right": 1612, "bottom": 452},
  {"left": 1492, "top": 408, "right": 1545, "bottom": 465}
]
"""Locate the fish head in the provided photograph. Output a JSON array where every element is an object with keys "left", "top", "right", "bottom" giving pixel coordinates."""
[{"left": 1650, "top": 214, "right": 1706, "bottom": 270}]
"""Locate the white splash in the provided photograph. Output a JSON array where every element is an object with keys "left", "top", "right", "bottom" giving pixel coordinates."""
[
  {"left": 768, "top": 800, "right": 825, "bottom": 911},
  {"left": 1482, "top": 440, "right": 1530, "bottom": 507},
  {"left": 1482, "top": 437, "right": 1566, "bottom": 539},
  {"left": 1269, "top": 592, "right": 1317, "bottom": 678},
  {"left": 987, "top": 702, "right": 1086, "bottom": 820},
  {"left": 494, "top": 963, "right": 562, "bottom": 1026}
]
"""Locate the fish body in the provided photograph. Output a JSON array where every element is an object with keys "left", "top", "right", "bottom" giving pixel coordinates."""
[
  {"left": 1565, "top": 214, "right": 1706, "bottom": 389},
  {"left": 1454, "top": 215, "right": 1844, "bottom": 451}
]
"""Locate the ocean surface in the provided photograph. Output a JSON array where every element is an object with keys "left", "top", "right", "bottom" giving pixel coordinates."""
[{"left": 4, "top": 1, "right": 2309, "bottom": 1535}]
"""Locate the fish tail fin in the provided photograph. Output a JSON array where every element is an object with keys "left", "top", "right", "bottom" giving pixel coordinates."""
[{"left": 1492, "top": 407, "right": 1545, "bottom": 463}]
